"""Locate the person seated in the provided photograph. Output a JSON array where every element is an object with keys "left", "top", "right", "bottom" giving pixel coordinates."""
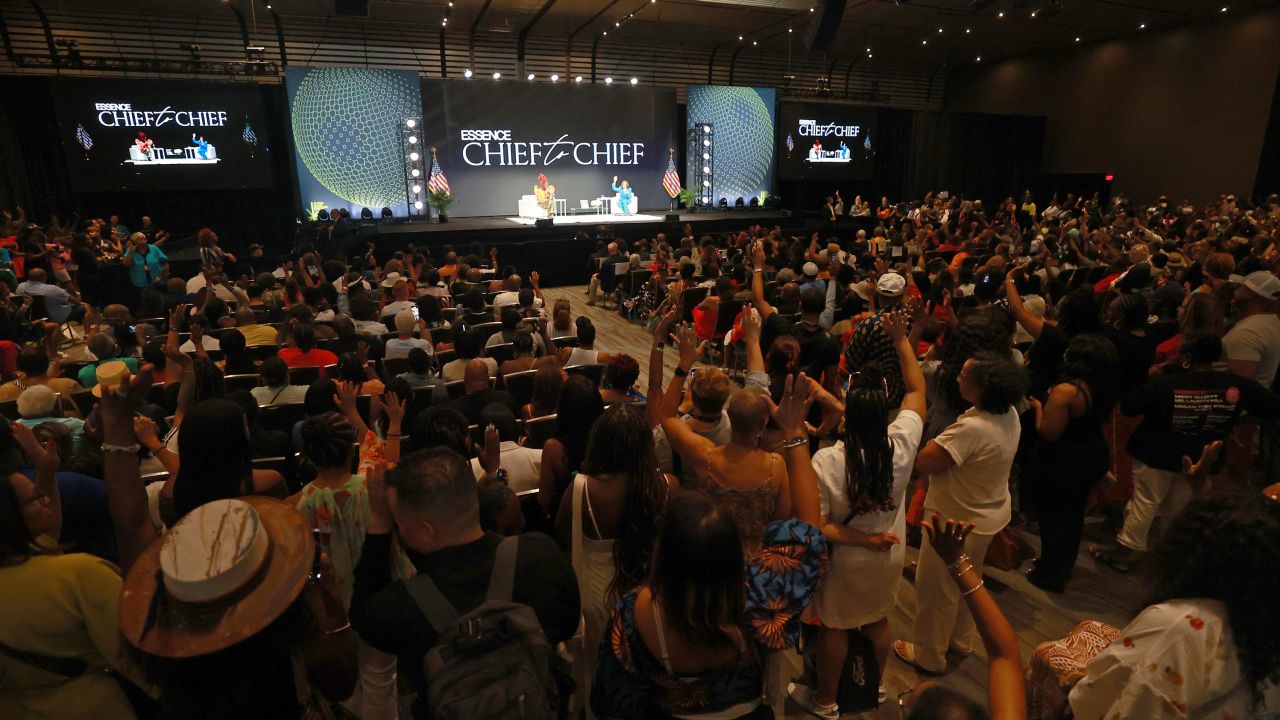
[
  {"left": 470, "top": 403, "right": 542, "bottom": 492},
  {"left": 16, "top": 268, "right": 88, "bottom": 327},
  {"left": 336, "top": 351, "right": 384, "bottom": 397},
  {"left": 477, "top": 481, "right": 525, "bottom": 535},
  {"left": 179, "top": 316, "right": 220, "bottom": 353},
  {"left": 488, "top": 306, "right": 547, "bottom": 356},
  {"left": 560, "top": 317, "right": 615, "bottom": 367},
  {"left": 1068, "top": 493, "right": 1280, "bottom": 719},
  {"left": 16, "top": 385, "right": 84, "bottom": 449},
  {"left": 379, "top": 277, "right": 416, "bottom": 319},
  {"left": 277, "top": 323, "right": 338, "bottom": 375},
  {"left": 442, "top": 328, "right": 497, "bottom": 383},
  {"left": 385, "top": 309, "right": 433, "bottom": 360},
  {"left": 251, "top": 357, "right": 307, "bottom": 406},
  {"left": 225, "top": 389, "right": 293, "bottom": 459},
  {"left": 549, "top": 298, "right": 575, "bottom": 339},
  {"left": 415, "top": 294, "right": 451, "bottom": 330},
  {"left": 0, "top": 345, "right": 82, "bottom": 402},
  {"left": 234, "top": 307, "right": 278, "bottom": 346},
  {"left": 499, "top": 327, "right": 539, "bottom": 378},
  {"left": 599, "top": 354, "right": 643, "bottom": 405},
  {"left": 78, "top": 334, "right": 140, "bottom": 388},
  {"left": 396, "top": 347, "right": 448, "bottom": 405},
  {"left": 524, "top": 363, "right": 564, "bottom": 421},
  {"left": 446, "top": 359, "right": 518, "bottom": 425}
]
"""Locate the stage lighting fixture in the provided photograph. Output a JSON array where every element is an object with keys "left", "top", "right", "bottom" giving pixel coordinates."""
[
  {"left": 703, "top": 125, "right": 710, "bottom": 132},
  {"left": 381, "top": 207, "right": 393, "bottom": 219},
  {"left": 464, "top": 69, "right": 473, "bottom": 78},
  {"left": 411, "top": 169, "right": 421, "bottom": 177},
  {"left": 738, "top": 35, "right": 744, "bottom": 41},
  {"left": 412, "top": 184, "right": 422, "bottom": 194},
  {"left": 937, "top": 27, "right": 943, "bottom": 33},
  {"left": 550, "top": 74, "right": 559, "bottom": 81},
  {"left": 630, "top": 77, "right": 638, "bottom": 85},
  {"left": 1075, "top": 36, "right": 1081, "bottom": 42},
  {"left": 492, "top": 72, "right": 502, "bottom": 79},
  {"left": 788, "top": 28, "right": 793, "bottom": 33},
  {"left": 409, "top": 152, "right": 419, "bottom": 161},
  {"left": 414, "top": 201, "right": 424, "bottom": 210},
  {"left": 527, "top": 73, "right": 535, "bottom": 81},
  {"left": 752, "top": 41, "right": 757, "bottom": 46},
  {"left": 921, "top": 39, "right": 928, "bottom": 45},
  {"left": 1221, "top": 5, "right": 1228, "bottom": 11},
  {"left": 575, "top": 76, "right": 583, "bottom": 83},
  {"left": 997, "top": 11, "right": 1004, "bottom": 17},
  {"left": 408, "top": 135, "right": 418, "bottom": 144},
  {"left": 317, "top": 209, "right": 330, "bottom": 221},
  {"left": 702, "top": 166, "right": 710, "bottom": 173},
  {"left": 965, "top": 28, "right": 970, "bottom": 33},
  {"left": 976, "top": 56, "right": 982, "bottom": 62},
  {"left": 702, "top": 153, "right": 709, "bottom": 160},
  {"left": 1139, "top": 22, "right": 1146, "bottom": 29},
  {"left": 703, "top": 181, "right": 711, "bottom": 187},
  {"left": 361, "top": 207, "right": 373, "bottom": 220},
  {"left": 719, "top": 198, "right": 728, "bottom": 208},
  {"left": 703, "top": 140, "right": 710, "bottom": 147},
  {"left": 405, "top": 118, "right": 416, "bottom": 128},
  {"left": 605, "top": 77, "right": 613, "bottom": 84}
]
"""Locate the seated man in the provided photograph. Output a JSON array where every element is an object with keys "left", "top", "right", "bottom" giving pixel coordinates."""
[
  {"left": 234, "top": 307, "right": 278, "bottom": 346},
  {"left": 16, "top": 268, "right": 87, "bottom": 327},
  {"left": 397, "top": 347, "right": 448, "bottom": 405},
  {"left": 380, "top": 277, "right": 416, "bottom": 319},
  {"left": 350, "top": 446, "right": 580, "bottom": 720},
  {"left": 16, "top": 385, "right": 84, "bottom": 449},
  {"left": 446, "top": 359, "right": 519, "bottom": 425},
  {"left": 78, "top": 334, "right": 140, "bottom": 388},
  {"left": 0, "top": 345, "right": 82, "bottom": 402},
  {"left": 469, "top": 403, "right": 542, "bottom": 493},
  {"left": 385, "top": 309, "right": 433, "bottom": 360}
]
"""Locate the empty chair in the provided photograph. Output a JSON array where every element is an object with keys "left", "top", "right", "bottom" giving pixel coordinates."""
[
  {"left": 382, "top": 356, "right": 410, "bottom": 378},
  {"left": 258, "top": 403, "right": 307, "bottom": 434}
]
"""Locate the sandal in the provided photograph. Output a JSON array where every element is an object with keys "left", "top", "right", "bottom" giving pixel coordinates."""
[
  {"left": 892, "top": 641, "right": 944, "bottom": 676},
  {"left": 1088, "top": 544, "right": 1131, "bottom": 573}
]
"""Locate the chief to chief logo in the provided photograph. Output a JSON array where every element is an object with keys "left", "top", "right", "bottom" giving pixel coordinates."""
[{"left": 797, "top": 119, "right": 861, "bottom": 138}]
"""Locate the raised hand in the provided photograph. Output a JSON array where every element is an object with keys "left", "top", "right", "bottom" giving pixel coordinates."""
[
  {"left": 768, "top": 372, "right": 816, "bottom": 439},
  {"left": 478, "top": 424, "right": 502, "bottom": 475},
  {"left": 923, "top": 514, "right": 976, "bottom": 565},
  {"left": 674, "top": 322, "right": 705, "bottom": 372},
  {"left": 740, "top": 306, "right": 761, "bottom": 344},
  {"left": 383, "top": 390, "right": 405, "bottom": 427},
  {"left": 883, "top": 310, "right": 909, "bottom": 341}
]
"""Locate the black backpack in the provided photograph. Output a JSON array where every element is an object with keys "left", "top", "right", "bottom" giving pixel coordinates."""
[{"left": 405, "top": 536, "right": 560, "bottom": 720}]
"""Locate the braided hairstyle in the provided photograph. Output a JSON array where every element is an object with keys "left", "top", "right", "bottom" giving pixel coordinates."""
[
  {"left": 299, "top": 411, "right": 357, "bottom": 471},
  {"left": 842, "top": 362, "right": 897, "bottom": 516}
]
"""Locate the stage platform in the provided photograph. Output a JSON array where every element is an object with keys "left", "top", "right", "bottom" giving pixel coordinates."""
[{"left": 366, "top": 209, "right": 796, "bottom": 287}]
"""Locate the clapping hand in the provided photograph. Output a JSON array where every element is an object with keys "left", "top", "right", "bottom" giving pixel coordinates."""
[{"left": 923, "top": 514, "right": 976, "bottom": 566}]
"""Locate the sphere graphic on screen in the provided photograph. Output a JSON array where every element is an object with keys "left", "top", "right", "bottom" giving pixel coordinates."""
[
  {"left": 290, "top": 68, "right": 421, "bottom": 208},
  {"left": 688, "top": 87, "right": 773, "bottom": 202}
]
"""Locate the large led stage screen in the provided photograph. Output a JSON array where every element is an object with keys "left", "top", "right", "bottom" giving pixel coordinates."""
[
  {"left": 776, "top": 101, "right": 877, "bottom": 181},
  {"left": 53, "top": 78, "right": 275, "bottom": 192},
  {"left": 686, "top": 85, "right": 776, "bottom": 204},
  {"left": 285, "top": 66, "right": 424, "bottom": 218},
  {"left": 422, "top": 79, "right": 677, "bottom": 218}
]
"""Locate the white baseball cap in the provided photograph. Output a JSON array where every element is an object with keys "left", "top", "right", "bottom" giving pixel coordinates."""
[
  {"left": 876, "top": 272, "right": 906, "bottom": 297},
  {"left": 1228, "top": 271, "right": 1280, "bottom": 300}
]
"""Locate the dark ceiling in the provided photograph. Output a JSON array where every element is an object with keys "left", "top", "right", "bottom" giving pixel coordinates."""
[{"left": 250, "top": 0, "right": 1280, "bottom": 64}]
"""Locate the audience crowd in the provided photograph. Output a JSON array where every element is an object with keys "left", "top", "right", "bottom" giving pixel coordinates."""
[{"left": 2, "top": 189, "right": 1280, "bottom": 720}]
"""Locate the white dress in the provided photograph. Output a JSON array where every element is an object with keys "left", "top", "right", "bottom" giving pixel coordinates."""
[
  {"left": 571, "top": 473, "right": 616, "bottom": 719},
  {"left": 811, "top": 409, "right": 923, "bottom": 629}
]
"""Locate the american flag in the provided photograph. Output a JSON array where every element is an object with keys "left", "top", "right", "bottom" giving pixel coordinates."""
[
  {"left": 75, "top": 123, "right": 93, "bottom": 152},
  {"left": 661, "top": 151, "right": 681, "bottom": 199},
  {"left": 242, "top": 118, "right": 258, "bottom": 146},
  {"left": 786, "top": 134, "right": 794, "bottom": 152},
  {"left": 427, "top": 148, "right": 450, "bottom": 195}
]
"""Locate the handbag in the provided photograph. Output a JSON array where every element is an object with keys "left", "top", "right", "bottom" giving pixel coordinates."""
[
  {"left": 797, "top": 628, "right": 881, "bottom": 714},
  {"left": 985, "top": 524, "right": 1032, "bottom": 572}
]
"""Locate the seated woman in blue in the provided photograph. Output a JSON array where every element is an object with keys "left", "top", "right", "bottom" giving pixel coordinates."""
[
  {"left": 612, "top": 175, "right": 635, "bottom": 215},
  {"left": 592, "top": 493, "right": 824, "bottom": 719}
]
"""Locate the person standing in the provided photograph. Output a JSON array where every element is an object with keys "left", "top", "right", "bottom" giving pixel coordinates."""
[
  {"left": 120, "top": 232, "right": 167, "bottom": 308},
  {"left": 895, "top": 352, "right": 1026, "bottom": 674},
  {"left": 791, "top": 313, "right": 926, "bottom": 718}
]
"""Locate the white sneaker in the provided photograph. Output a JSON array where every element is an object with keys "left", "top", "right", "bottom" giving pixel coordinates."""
[{"left": 788, "top": 682, "right": 840, "bottom": 720}]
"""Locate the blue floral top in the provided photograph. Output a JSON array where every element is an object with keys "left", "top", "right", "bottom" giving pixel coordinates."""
[{"left": 591, "top": 519, "right": 825, "bottom": 719}]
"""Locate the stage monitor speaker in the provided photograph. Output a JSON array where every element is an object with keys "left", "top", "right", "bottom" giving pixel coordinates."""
[
  {"left": 664, "top": 214, "right": 680, "bottom": 222},
  {"left": 335, "top": 0, "right": 368, "bottom": 17},
  {"left": 534, "top": 218, "right": 554, "bottom": 229},
  {"left": 804, "top": 0, "right": 847, "bottom": 52}
]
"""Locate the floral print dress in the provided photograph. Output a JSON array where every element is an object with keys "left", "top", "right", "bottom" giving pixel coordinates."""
[{"left": 591, "top": 519, "right": 825, "bottom": 719}]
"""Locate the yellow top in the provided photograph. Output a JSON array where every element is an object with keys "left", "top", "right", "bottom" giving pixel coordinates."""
[
  {"left": 0, "top": 553, "right": 144, "bottom": 719},
  {"left": 0, "top": 377, "right": 83, "bottom": 403}
]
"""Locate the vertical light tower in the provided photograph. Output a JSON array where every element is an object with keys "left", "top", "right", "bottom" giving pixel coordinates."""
[
  {"left": 401, "top": 116, "right": 426, "bottom": 221},
  {"left": 687, "top": 123, "right": 714, "bottom": 208}
]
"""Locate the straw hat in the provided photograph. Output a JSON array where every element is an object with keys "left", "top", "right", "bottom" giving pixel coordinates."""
[
  {"left": 380, "top": 271, "right": 406, "bottom": 288},
  {"left": 91, "top": 360, "right": 130, "bottom": 398},
  {"left": 119, "top": 497, "right": 313, "bottom": 658}
]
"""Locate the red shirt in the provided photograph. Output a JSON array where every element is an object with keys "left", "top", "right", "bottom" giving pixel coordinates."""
[{"left": 277, "top": 347, "right": 338, "bottom": 374}]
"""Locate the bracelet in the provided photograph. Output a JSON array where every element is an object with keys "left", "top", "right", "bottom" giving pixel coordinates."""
[
  {"left": 781, "top": 436, "right": 807, "bottom": 449},
  {"left": 322, "top": 622, "right": 351, "bottom": 635},
  {"left": 673, "top": 367, "right": 689, "bottom": 378},
  {"left": 946, "top": 554, "right": 972, "bottom": 572},
  {"left": 753, "top": 268, "right": 763, "bottom": 273},
  {"left": 950, "top": 562, "right": 974, "bottom": 579},
  {"left": 961, "top": 580, "right": 984, "bottom": 597},
  {"left": 102, "top": 443, "right": 142, "bottom": 454}
]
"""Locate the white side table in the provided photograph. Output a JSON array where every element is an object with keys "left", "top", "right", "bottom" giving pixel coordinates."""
[{"left": 554, "top": 198, "right": 567, "bottom": 216}]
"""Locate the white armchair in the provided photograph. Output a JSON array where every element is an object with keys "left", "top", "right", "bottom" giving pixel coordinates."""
[
  {"left": 612, "top": 194, "right": 639, "bottom": 216},
  {"left": 518, "top": 194, "right": 547, "bottom": 219}
]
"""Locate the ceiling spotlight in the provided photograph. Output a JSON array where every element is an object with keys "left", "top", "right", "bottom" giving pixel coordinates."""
[
  {"left": 997, "top": 11, "right": 1004, "bottom": 17},
  {"left": 938, "top": 27, "right": 944, "bottom": 33},
  {"left": 975, "top": 56, "right": 982, "bottom": 62},
  {"left": 615, "top": 21, "right": 620, "bottom": 26},
  {"left": 603, "top": 31, "right": 608, "bottom": 35},
  {"left": 448, "top": 1, "right": 453, "bottom": 5},
  {"left": 463, "top": 69, "right": 472, "bottom": 78},
  {"left": 1075, "top": 36, "right": 1081, "bottom": 42},
  {"left": 527, "top": 73, "right": 535, "bottom": 80},
  {"left": 703, "top": 180, "right": 710, "bottom": 187},
  {"left": 866, "top": 47, "right": 871, "bottom": 52},
  {"left": 867, "top": 53, "right": 873, "bottom": 58},
  {"left": 739, "top": 35, "right": 744, "bottom": 40},
  {"left": 492, "top": 72, "right": 501, "bottom": 79},
  {"left": 752, "top": 40, "right": 757, "bottom": 45},
  {"left": 703, "top": 139, "right": 710, "bottom": 147},
  {"left": 605, "top": 76, "right": 613, "bottom": 84},
  {"left": 412, "top": 184, "right": 422, "bottom": 194},
  {"left": 1138, "top": 22, "right": 1146, "bottom": 29},
  {"left": 965, "top": 28, "right": 971, "bottom": 33},
  {"left": 922, "top": 39, "right": 928, "bottom": 45},
  {"left": 1029, "top": 10, "right": 1037, "bottom": 17},
  {"left": 405, "top": 119, "right": 416, "bottom": 128},
  {"left": 788, "top": 28, "right": 793, "bottom": 33},
  {"left": 441, "top": 19, "right": 447, "bottom": 25},
  {"left": 408, "top": 135, "right": 418, "bottom": 144},
  {"left": 575, "top": 75, "right": 583, "bottom": 82},
  {"left": 1220, "top": 5, "right": 1228, "bottom": 11},
  {"left": 550, "top": 74, "right": 559, "bottom": 82},
  {"left": 702, "top": 166, "right": 710, "bottom": 173},
  {"left": 809, "top": 6, "right": 814, "bottom": 11},
  {"left": 630, "top": 77, "right": 638, "bottom": 85}
]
